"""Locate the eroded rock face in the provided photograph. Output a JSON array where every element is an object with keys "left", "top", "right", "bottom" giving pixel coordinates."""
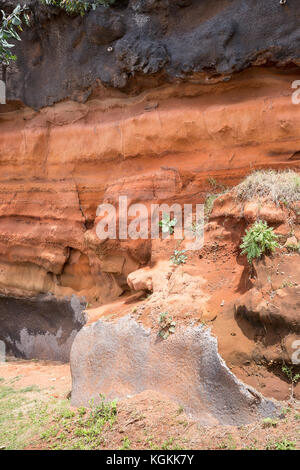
[
  {"left": 2, "top": 0, "right": 300, "bottom": 108},
  {"left": 70, "top": 316, "right": 278, "bottom": 425},
  {"left": 0, "top": 69, "right": 300, "bottom": 304},
  {"left": 0, "top": 294, "right": 86, "bottom": 361},
  {"left": 234, "top": 255, "right": 300, "bottom": 364}
]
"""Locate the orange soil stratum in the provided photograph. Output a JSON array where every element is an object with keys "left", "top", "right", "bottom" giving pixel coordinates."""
[
  {"left": 0, "top": 69, "right": 300, "bottom": 301},
  {"left": 0, "top": 66, "right": 300, "bottom": 429}
]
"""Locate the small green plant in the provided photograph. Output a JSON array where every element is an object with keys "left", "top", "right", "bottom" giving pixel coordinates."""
[
  {"left": 40, "top": 0, "right": 116, "bottom": 16},
  {"left": 282, "top": 365, "right": 300, "bottom": 400},
  {"left": 120, "top": 436, "right": 131, "bottom": 450},
  {"left": 262, "top": 417, "right": 278, "bottom": 428},
  {"left": 280, "top": 280, "right": 295, "bottom": 289},
  {"left": 217, "top": 433, "right": 237, "bottom": 450},
  {"left": 240, "top": 220, "right": 279, "bottom": 263},
  {"left": 158, "top": 312, "right": 176, "bottom": 339},
  {"left": 280, "top": 405, "right": 292, "bottom": 417},
  {"left": 0, "top": 4, "right": 30, "bottom": 65},
  {"left": 89, "top": 394, "right": 117, "bottom": 425},
  {"left": 161, "top": 437, "right": 184, "bottom": 450},
  {"left": 204, "top": 194, "right": 218, "bottom": 216},
  {"left": 159, "top": 213, "right": 177, "bottom": 235},
  {"left": 188, "top": 220, "right": 203, "bottom": 237},
  {"left": 285, "top": 242, "right": 300, "bottom": 253},
  {"left": 272, "top": 439, "right": 296, "bottom": 450},
  {"left": 78, "top": 406, "right": 86, "bottom": 417},
  {"left": 170, "top": 249, "right": 187, "bottom": 265}
]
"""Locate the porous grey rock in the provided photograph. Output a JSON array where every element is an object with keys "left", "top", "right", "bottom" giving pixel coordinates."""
[
  {"left": 1, "top": 0, "right": 299, "bottom": 109},
  {"left": 0, "top": 293, "right": 86, "bottom": 362},
  {"left": 71, "top": 316, "right": 279, "bottom": 425}
]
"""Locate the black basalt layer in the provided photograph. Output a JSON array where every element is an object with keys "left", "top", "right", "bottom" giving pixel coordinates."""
[
  {"left": 0, "top": 293, "right": 86, "bottom": 362},
  {"left": 1, "top": 0, "right": 300, "bottom": 109}
]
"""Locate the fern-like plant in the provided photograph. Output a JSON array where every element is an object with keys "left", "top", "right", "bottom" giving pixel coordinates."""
[{"left": 240, "top": 220, "right": 279, "bottom": 263}]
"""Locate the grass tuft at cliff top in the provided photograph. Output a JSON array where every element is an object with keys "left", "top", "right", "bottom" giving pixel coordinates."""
[{"left": 236, "top": 170, "right": 300, "bottom": 206}]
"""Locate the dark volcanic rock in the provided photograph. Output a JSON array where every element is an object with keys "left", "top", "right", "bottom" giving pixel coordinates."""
[
  {"left": 0, "top": 294, "right": 86, "bottom": 362},
  {"left": 86, "top": 7, "right": 126, "bottom": 45},
  {"left": 1, "top": 0, "right": 299, "bottom": 108},
  {"left": 71, "top": 316, "right": 279, "bottom": 425}
]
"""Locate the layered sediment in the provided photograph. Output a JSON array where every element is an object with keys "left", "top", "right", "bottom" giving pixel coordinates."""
[{"left": 0, "top": 70, "right": 300, "bottom": 302}]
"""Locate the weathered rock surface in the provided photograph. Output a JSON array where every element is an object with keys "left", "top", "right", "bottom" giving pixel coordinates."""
[
  {"left": 0, "top": 293, "right": 86, "bottom": 361},
  {"left": 2, "top": 0, "right": 300, "bottom": 109},
  {"left": 71, "top": 316, "right": 279, "bottom": 425}
]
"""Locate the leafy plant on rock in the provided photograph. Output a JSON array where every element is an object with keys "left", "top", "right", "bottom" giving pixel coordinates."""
[
  {"left": 40, "top": 0, "right": 116, "bottom": 16},
  {"left": 0, "top": 4, "right": 30, "bottom": 65},
  {"left": 170, "top": 249, "right": 187, "bottom": 265},
  {"left": 158, "top": 312, "right": 176, "bottom": 340},
  {"left": 282, "top": 364, "right": 300, "bottom": 400},
  {"left": 159, "top": 213, "right": 177, "bottom": 235},
  {"left": 285, "top": 241, "right": 300, "bottom": 253},
  {"left": 240, "top": 220, "right": 279, "bottom": 263}
]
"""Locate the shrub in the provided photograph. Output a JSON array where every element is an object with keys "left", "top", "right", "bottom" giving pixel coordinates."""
[
  {"left": 240, "top": 220, "right": 279, "bottom": 263},
  {"left": 0, "top": 4, "right": 30, "bottom": 65},
  {"left": 40, "top": 0, "right": 116, "bottom": 16},
  {"left": 236, "top": 170, "right": 300, "bottom": 206},
  {"left": 273, "top": 439, "right": 296, "bottom": 451},
  {"left": 262, "top": 418, "right": 278, "bottom": 428},
  {"left": 170, "top": 249, "right": 187, "bottom": 265}
]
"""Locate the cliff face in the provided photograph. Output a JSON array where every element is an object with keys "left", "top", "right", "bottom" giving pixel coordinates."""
[
  {"left": 1, "top": 67, "right": 300, "bottom": 303},
  {"left": 0, "top": 1, "right": 300, "bottom": 372}
]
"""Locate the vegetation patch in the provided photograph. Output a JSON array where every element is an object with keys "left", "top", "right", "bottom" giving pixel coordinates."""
[
  {"left": 0, "top": 5, "right": 30, "bottom": 65},
  {"left": 0, "top": 379, "right": 66, "bottom": 450},
  {"left": 285, "top": 241, "right": 300, "bottom": 253},
  {"left": 159, "top": 213, "right": 177, "bottom": 235},
  {"left": 1, "top": 374, "right": 299, "bottom": 450},
  {"left": 158, "top": 312, "right": 176, "bottom": 340},
  {"left": 40, "top": 0, "right": 116, "bottom": 16},
  {"left": 240, "top": 220, "right": 279, "bottom": 263},
  {"left": 170, "top": 249, "right": 187, "bottom": 265},
  {"left": 236, "top": 170, "right": 300, "bottom": 206},
  {"left": 204, "top": 194, "right": 219, "bottom": 217},
  {"left": 282, "top": 365, "right": 300, "bottom": 400}
]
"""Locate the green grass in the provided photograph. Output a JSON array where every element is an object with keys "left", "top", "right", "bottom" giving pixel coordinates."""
[
  {"left": 49, "top": 394, "right": 117, "bottom": 450},
  {"left": 0, "top": 375, "right": 117, "bottom": 450},
  {"left": 1, "top": 376, "right": 298, "bottom": 450},
  {"left": 0, "top": 381, "right": 51, "bottom": 450}
]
